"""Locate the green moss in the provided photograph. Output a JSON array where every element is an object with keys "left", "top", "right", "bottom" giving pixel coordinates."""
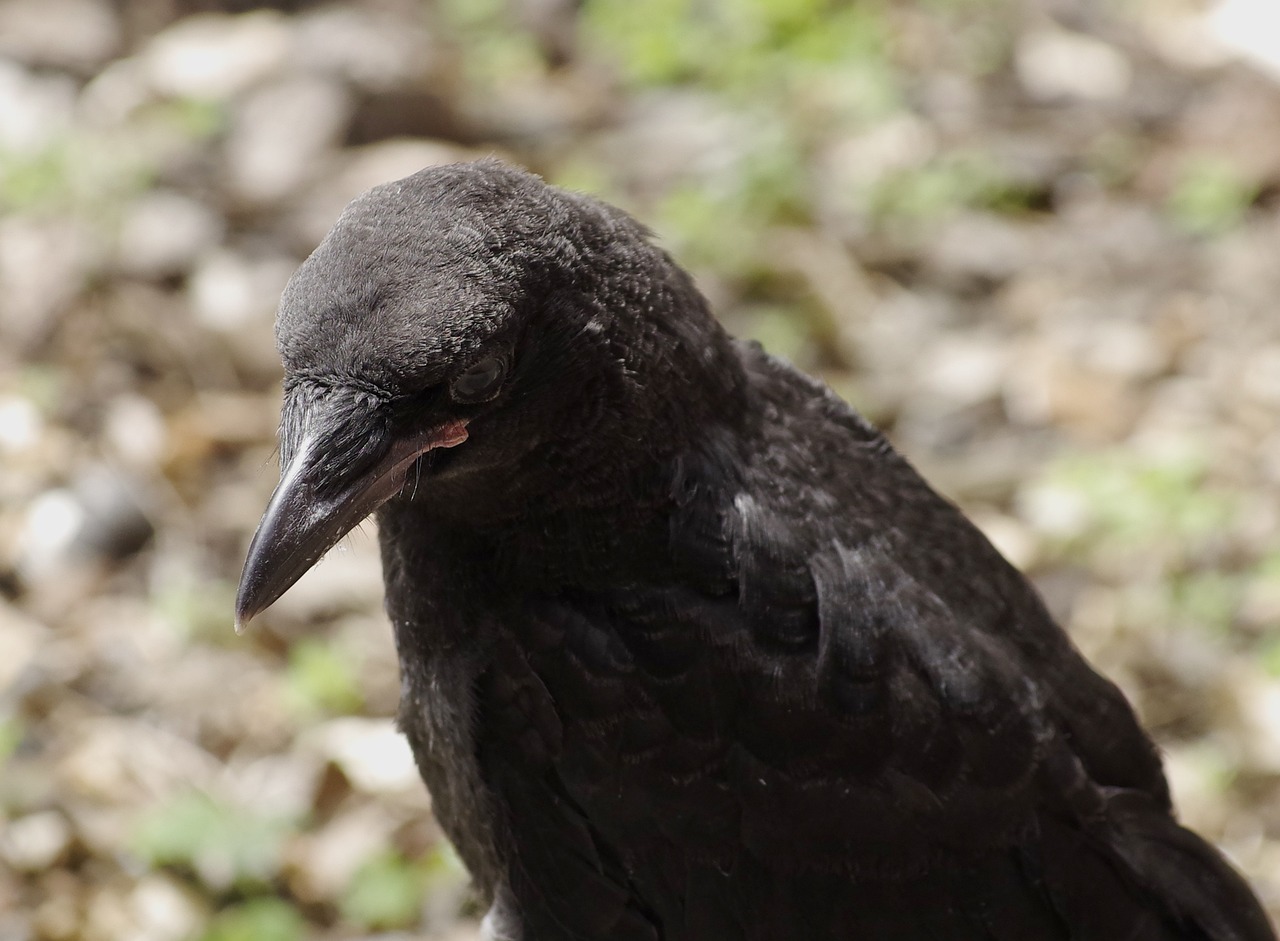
[
  {"left": 1026, "top": 448, "right": 1253, "bottom": 637},
  {"left": 740, "top": 303, "right": 816, "bottom": 365},
  {"left": 583, "top": 0, "right": 898, "bottom": 117},
  {"left": 200, "top": 898, "right": 304, "bottom": 941},
  {"left": 284, "top": 638, "right": 365, "bottom": 716},
  {"left": 340, "top": 843, "right": 468, "bottom": 930},
  {"left": 1036, "top": 449, "right": 1237, "bottom": 553},
  {"left": 1167, "top": 157, "right": 1259, "bottom": 237},
  {"left": 648, "top": 127, "right": 810, "bottom": 277},
  {"left": 154, "top": 578, "right": 239, "bottom": 645},
  {"left": 0, "top": 717, "right": 22, "bottom": 766},
  {"left": 131, "top": 791, "right": 299, "bottom": 889},
  {"left": 341, "top": 850, "right": 429, "bottom": 930},
  {"left": 1261, "top": 636, "right": 1280, "bottom": 679},
  {"left": 867, "top": 151, "right": 1034, "bottom": 223},
  {"left": 1169, "top": 571, "right": 1245, "bottom": 637},
  {"left": 0, "top": 146, "right": 68, "bottom": 211},
  {"left": 148, "top": 96, "right": 229, "bottom": 141},
  {"left": 436, "top": 0, "right": 545, "bottom": 87}
]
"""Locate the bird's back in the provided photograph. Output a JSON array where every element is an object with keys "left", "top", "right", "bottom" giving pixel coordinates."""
[{"left": 436, "top": 342, "right": 1275, "bottom": 941}]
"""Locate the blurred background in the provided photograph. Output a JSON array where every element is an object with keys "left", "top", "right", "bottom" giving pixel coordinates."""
[{"left": 1, "top": 0, "right": 1279, "bottom": 937}]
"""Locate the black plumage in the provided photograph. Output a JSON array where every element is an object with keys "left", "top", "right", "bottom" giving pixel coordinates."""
[{"left": 237, "top": 159, "right": 1275, "bottom": 941}]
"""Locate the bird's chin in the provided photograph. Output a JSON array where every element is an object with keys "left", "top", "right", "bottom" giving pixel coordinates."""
[
  {"left": 235, "top": 419, "right": 469, "bottom": 631},
  {"left": 400, "top": 437, "right": 477, "bottom": 490},
  {"left": 372, "top": 420, "right": 470, "bottom": 505}
]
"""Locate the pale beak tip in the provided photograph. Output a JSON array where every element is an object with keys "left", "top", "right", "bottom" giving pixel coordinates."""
[{"left": 234, "top": 576, "right": 265, "bottom": 635}]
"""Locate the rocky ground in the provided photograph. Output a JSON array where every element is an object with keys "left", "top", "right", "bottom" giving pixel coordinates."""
[{"left": 1, "top": 0, "right": 1279, "bottom": 938}]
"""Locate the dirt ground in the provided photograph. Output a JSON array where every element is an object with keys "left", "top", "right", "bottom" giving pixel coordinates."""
[{"left": 1, "top": 0, "right": 1278, "bottom": 937}]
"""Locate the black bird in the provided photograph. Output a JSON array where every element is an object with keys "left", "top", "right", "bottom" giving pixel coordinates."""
[{"left": 237, "top": 159, "right": 1275, "bottom": 941}]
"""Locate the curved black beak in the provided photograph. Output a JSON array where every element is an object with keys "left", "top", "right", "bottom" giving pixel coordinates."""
[{"left": 235, "top": 418, "right": 468, "bottom": 632}]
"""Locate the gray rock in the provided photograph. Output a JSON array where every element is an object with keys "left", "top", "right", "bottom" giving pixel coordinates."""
[
  {"left": 294, "top": 6, "right": 440, "bottom": 91},
  {"left": 1016, "top": 26, "right": 1133, "bottom": 102},
  {"left": 0, "top": 216, "right": 98, "bottom": 349},
  {"left": 14, "top": 468, "right": 153, "bottom": 588},
  {"left": 0, "top": 0, "right": 120, "bottom": 71},
  {"left": 115, "top": 191, "right": 224, "bottom": 279},
  {"left": 0, "top": 60, "right": 77, "bottom": 154},
  {"left": 0, "top": 812, "right": 72, "bottom": 872},
  {"left": 224, "top": 77, "right": 353, "bottom": 205},
  {"left": 188, "top": 248, "right": 296, "bottom": 332},
  {"left": 143, "top": 11, "right": 289, "bottom": 101}
]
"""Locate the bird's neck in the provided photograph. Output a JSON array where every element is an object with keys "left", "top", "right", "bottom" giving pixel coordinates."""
[
  {"left": 381, "top": 395, "right": 752, "bottom": 599},
  {"left": 382, "top": 461, "right": 686, "bottom": 587}
]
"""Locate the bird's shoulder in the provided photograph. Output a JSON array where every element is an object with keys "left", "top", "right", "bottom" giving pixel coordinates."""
[
  {"left": 507, "top": 341, "right": 1176, "bottom": 873},
  {"left": 716, "top": 341, "right": 1171, "bottom": 803}
]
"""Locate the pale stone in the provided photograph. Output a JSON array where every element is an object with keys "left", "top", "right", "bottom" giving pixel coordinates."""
[
  {"left": 0, "top": 396, "right": 41, "bottom": 453},
  {"left": 225, "top": 77, "right": 351, "bottom": 205},
  {"left": 1241, "top": 676, "right": 1280, "bottom": 773},
  {"left": 294, "top": 6, "right": 436, "bottom": 90},
  {"left": 0, "top": 216, "right": 97, "bottom": 345},
  {"left": 144, "top": 12, "right": 289, "bottom": 101},
  {"left": 1, "top": 811, "right": 72, "bottom": 871},
  {"left": 920, "top": 334, "right": 1009, "bottom": 406},
  {"left": 0, "top": 0, "right": 121, "bottom": 70},
  {"left": 131, "top": 876, "right": 204, "bottom": 941},
  {"left": 103, "top": 395, "right": 168, "bottom": 470},
  {"left": 1209, "top": 0, "right": 1280, "bottom": 83},
  {"left": 1016, "top": 27, "right": 1133, "bottom": 102},
  {"left": 188, "top": 249, "right": 295, "bottom": 331},
  {"left": 268, "top": 537, "right": 385, "bottom": 623},
  {"left": 287, "top": 804, "right": 394, "bottom": 900},
  {"left": 17, "top": 489, "right": 84, "bottom": 582},
  {"left": 308, "top": 717, "right": 421, "bottom": 795},
  {"left": 971, "top": 511, "right": 1039, "bottom": 569},
  {"left": 0, "top": 60, "right": 77, "bottom": 153},
  {"left": 116, "top": 191, "right": 223, "bottom": 278},
  {"left": 0, "top": 604, "right": 44, "bottom": 693},
  {"left": 1017, "top": 479, "right": 1092, "bottom": 540}
]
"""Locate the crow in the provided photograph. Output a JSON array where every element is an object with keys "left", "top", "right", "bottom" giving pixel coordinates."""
[{"left": 236, "top": 159, "right": 1275, "bottom": 941}]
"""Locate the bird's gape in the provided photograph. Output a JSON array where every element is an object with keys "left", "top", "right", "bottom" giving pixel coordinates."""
[{"left": 396, "top": 420, "right": 471, "bottom": 487}]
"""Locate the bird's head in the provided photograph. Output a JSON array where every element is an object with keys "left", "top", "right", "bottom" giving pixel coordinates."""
[{"left": 235, "top": 159, "right": 742, "bottom": 630}]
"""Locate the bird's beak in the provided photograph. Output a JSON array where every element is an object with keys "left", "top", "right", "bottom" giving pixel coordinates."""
[{"left": 234, "top": 418, "right": 468, "bottom": 632}]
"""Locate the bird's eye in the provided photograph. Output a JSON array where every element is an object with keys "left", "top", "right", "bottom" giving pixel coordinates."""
[{"left": 449, "top": 356, "right": 506, "bottom": 404}]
